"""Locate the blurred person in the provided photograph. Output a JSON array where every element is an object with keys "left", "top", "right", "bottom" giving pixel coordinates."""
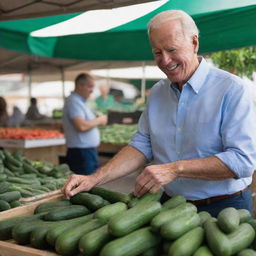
[
  {"left": 62, "top": 11, "right": 256, "bottom": 217},
  {"left": 25, "top": 97, "right": 45, "bottom": 120},
  {"left": 63, "top": 73, "right": 108, "bottom": 175},
  {"left": 8, "top": 106, "right": 25, "bottom": 127},
  {"left": 96, "top": 84, "right": 116, "bottom": 109},
  {"left": 0, "top": 96, "right": 9, "bottom": 126}
]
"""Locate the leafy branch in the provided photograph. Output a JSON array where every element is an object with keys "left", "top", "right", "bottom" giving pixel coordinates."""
[{"left": 209, "top": 46, "right": 256, "bottom": 79}]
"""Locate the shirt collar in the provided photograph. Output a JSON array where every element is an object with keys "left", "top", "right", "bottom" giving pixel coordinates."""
[
  {"left": 187, "top": 57, "right": 210, "bottom": 94},
  {"left": 72, "top": 91, "right": 86, "bottom": 103}
]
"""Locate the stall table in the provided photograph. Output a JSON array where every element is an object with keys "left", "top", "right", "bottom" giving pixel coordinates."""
[{"left": 0, "top": 138, "right": 66, "bottom": 165}]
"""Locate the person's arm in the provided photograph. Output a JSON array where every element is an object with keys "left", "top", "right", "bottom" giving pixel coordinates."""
[
  {"left": 72, "top": 115, "right": 107, "bottom": 132},
  {"left": 62, "top": 145, "right": 147, "bottom": 199},
  {"left": 134, "top": 156, "right": 235, "bottom": 197}
]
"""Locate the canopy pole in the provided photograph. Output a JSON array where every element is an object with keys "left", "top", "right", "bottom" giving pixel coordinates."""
[
  {"left": 141, "top": 61, "right": 146, "bottom": 101},
  {"left": 60, "top": 67, "right": 65, "bottom": 102},
  {"left": 28, "top": 70, "right": 32, "bottom": 101},
  {"left": 106, "top": 69, "right": 110, "bottom": 86}
]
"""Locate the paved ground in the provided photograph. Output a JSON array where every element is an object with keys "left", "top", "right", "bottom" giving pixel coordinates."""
[{"left": 99, "top": 155, "right": 140, "bottom": 194}]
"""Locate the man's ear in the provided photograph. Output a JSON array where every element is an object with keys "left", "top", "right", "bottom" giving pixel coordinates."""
[{"left": 192, "top": 35, "right": 199, "bottom": 53}]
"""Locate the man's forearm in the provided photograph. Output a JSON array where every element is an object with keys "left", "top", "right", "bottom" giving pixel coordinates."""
[
  {"left": 93, "top": 145, "right": 148, "bottom": 186},
  {"left": 174, "top": 156, "right": 236, "bottom": 180}
]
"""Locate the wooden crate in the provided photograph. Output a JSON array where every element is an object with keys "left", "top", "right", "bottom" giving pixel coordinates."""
[{"left": 0, "top": 192, "right": 64, "bottom": 256}]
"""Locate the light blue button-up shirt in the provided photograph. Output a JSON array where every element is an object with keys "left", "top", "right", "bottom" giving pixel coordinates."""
[
  {"left": 63, "top": 92, "right": 100, "bottom": 148},
  {"left": 130, "top": 58, "right": 256, "bottom": 200}
]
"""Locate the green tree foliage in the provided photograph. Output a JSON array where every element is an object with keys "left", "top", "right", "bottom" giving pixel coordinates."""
[{"left": 210, "top": 46, "right": 256, "bottom": 79}]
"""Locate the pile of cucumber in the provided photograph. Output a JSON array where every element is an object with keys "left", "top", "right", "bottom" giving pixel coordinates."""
[
  {"left": 0, "top": 150, "right": 72, "bottom": 211},
  {"left": 0, "top": 186, "right": 256, "bottom": 256},
  {"left": 100, "top": 124, "right": 137, "bottom": 145}
]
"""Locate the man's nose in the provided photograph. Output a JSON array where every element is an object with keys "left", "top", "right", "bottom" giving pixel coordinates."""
[{"left": 161, "top": 52, "right": 172, "bottom": 65}]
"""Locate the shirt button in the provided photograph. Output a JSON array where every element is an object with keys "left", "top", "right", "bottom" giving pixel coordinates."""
[{"left": 177, "top": 128, "right": 182, "bottom": 132}]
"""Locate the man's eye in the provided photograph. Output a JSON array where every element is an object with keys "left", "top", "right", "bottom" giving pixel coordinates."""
[
  {"left": 168, "top": 48, "right": 175, "bottom": 53},
  {"left": 154, "top": 52, "right": 161, "bottom": 56}
]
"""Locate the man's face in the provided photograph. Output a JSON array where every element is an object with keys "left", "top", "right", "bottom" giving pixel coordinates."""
[
  {"left": 150, "top": 20, "right": 199, "bottom": 88},
  {"left": 79, "top": 78, "right": 95, "bottom": 99}
]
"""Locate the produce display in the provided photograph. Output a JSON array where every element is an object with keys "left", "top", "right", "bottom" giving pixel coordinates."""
[
  {"left": 0, "top": 186, "right": 256, "bottom": 256},
  {"left": 100, "top": 124, "right": 137, "bottom": 145},
  {"left": 0, "top": 150, "right": 71, "bottom": 211},
  {"left": 0, "top": 127, "right": 64, "bottom": 140}
]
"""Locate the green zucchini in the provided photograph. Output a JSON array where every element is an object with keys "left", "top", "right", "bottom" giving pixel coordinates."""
[
  {"left": 9, "top": 200, "right": 21, "bottom": 208},
  {"left": 161, "top": 212, "right": 201, "bottom": 240},
  {"left": 12, "top": 219, "right": 46, "bottom": 244},
  {"left": 46, "top": 214, "right": 93, "bottom": 247},
  {"left": 100, "top": 227, "right": 161, "bottom": 256},
  {"left": 55, "top": 219, "right": 105, "bottom": 256},
  {"left": 70, "top": 192, "right": 105, "bottom": 211},
  {"left": 198, "top": 211, "right": 212, "bottom": 225},
  {"left": 108, "top": 201, "right": 161, "bottom": 237},
  {"left": 204, "top": 219, "right": 231, "bottom": 256},
  {"left": 34, "top": 200, "right": 72, "bottom": 214},
  {"left": 151, "top": 202, "right": 197, "bottom": 231},
  {"left": 94, "top": 202, "right": 127, "bottom": 222},
  {"left": 79, "top": 225, "right": 113, "bottom": 256},
  {"left": 238, "top": 209, "right": 251, "bottom": 223},
  {"left": 0, "top": 191, "right": 21, "bottom": 202},
  {"left": 3, "top": 151, "right": 22, "bottom": 167},
  {"left": 217, "top": 207, "right": 240, "bottom": 233},
  {"left": 227, "top": 223, "right": 255, "bottom": 255},
  {"left": 128, "top": 190, "right": 162, "bottom": 208},
  {"left": 237, "top": 249, "right": 256, "bottom": 256},
  {"left": 0, "top": 213, "right": 45, "bottom": 240},
  {"left": 0, "top": 173, "right": 7, "bottom": 181},
  {"left": 169, "top": 227, "right": 204, "bottom": 256},
  {"left": 90, "top": 186, "right": 131, "bottom": 204},
  {"left": 162, "top": 195, "right": 186, "bottom": 210},
  {"left": 193, "top": 246, "right": 214, "bottom": 256},
  {"left": 43, "top": 205, "right": 90, "bottom": 221},
  {"left": 0, "top": 200, "right": 11, "bottom": 211}
]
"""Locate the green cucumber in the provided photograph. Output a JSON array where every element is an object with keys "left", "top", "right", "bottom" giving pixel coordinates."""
[
  {"left": 142, "top": 246, "right": 160, "bottom": 256},
  {"left": 71, "top": 192, "right": 105, "bottom": 211},
  {"left": 198, "top": 211, "right": 212, "bottom": 225},
  {"left": 34, "top": 200, "right": 72, "bottom": 214},
  {"left": 100, "top": 227, "right": 161, "bottom": 256},
  {"left": 0, "top": 191, "right": 21, "bottom": 202},
  {"left": 0, "top": 213, "right": 45, "bottom": 240},
  {"left": 4, "top": 161, "right": 23, "bottom": 173},
  {"left": 162, "top": 195, "right": 186, "bottom": 210},
  {"left": 108, "top": 201, "right": 161, "bottom": 237},
  {"left": 90, "top": 186, "right": 131, "bottom": 203},
  {"left": 204, "top": 219, "right": 231, "bottom": 256},
  {"left": 79, "top": 225, "right": 113, "bottom": 256},
  {"left": 217, "top": 207, "right": 240, "bottom": 233},
  {"left": 238, "top": 209, "right": 251, "bottom": 223},
  {"left": 55, "top": 218, "right": 105, "bottom": 256},
  {"left": 128, "top": 190, "right": 162, "bottom": 208},
  {"left": 4, "top": 168, "right": 15, "bottom": 177},
  {"left": 0, "top": 181, "right": 10, "bottom": 193},
  {"left": 94, "top": 202, "right": 127, "bottom": 222},
  {"left": 30, "top": 222, "right": 59, "bottom": 249},
  {"left": 43, "top": 205, "right": 90, "bottom": 221},
  {"left": 3, "top": 151, "right": 22, "bottom": 167},
  {"left": 193, "top": 246, "right": 214, "bottom": 256},
  {"left": 12, "top": 220, "right": 46, "bottom": 244},
  {"left": 0, "top": 200, "right": 11, "bottom": 211},
  {"left": 0, "top": 173, "right": 7, "bottom": 181},
  {"left": 46, "top": 214, "right": 93, "bottom": 246},
  {"left": 9, "top": 200, "right": 21, "bottom": 208},
  {"left": 169, "top": 227, "right": 204, "bottom": 256},
  {"left": 151, "top": 202, "right": 197, "bottom": 231},
  {"left": 161, "top": 212, "right": 201, "bottom": 240},
  {"left": 237, "top": 249, "right": 256, "bottom": 256},
  {"left": 227, "top": 223, "right": 255, "bottom": 255}
]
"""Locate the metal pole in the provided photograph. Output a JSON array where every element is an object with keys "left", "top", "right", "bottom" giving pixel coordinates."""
[
  {"left": 141, "top": 61, "right": 146, "bottom": 101},
  {"left": 28, "top": 70, "right": 32, "bottom": 101},
  {"left": 60, "top": 67, "right": 65, "bottom": 103}
]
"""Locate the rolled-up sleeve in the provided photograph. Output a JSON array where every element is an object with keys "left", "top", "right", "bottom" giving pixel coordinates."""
[
  {"left": 215, "top": 82, "right": 256, "bottom": 178},
  {"left": 129, "top": 108, "right": 153, "bottom": 161}
]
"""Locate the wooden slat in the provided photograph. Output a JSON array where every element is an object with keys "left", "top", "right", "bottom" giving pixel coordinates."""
[
  {"left": 0, "top": 193, "right": 64, "bottom": 221},
  {"left": 20, "top": 189, "right": 62, "bottom": 203},
  {"left": 0, "top": 241, "right": 59, "bottom": 256}
]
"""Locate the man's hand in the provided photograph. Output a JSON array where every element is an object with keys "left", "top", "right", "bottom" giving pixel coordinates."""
[
  {"left": 97, "top": 115, "right": 108, "bottom": 126},
  {"left": 134, "top": 163, "right": 178, "bottom": 197},
  {"left": 61, "top": 174, "right": 97, "bottom": 199}
]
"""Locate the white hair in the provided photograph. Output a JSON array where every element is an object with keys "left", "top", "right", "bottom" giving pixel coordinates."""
[{"left": 147, "top": 10, "right": 199, "bottom": 40}]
